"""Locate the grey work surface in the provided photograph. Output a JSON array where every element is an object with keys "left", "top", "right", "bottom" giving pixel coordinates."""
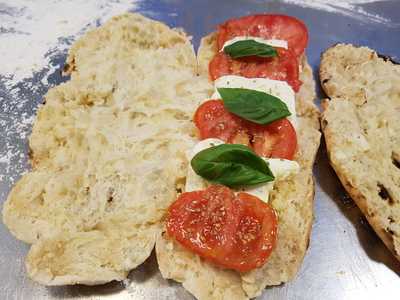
[{"left": 1, "top": 0, "right": 400, "bottom": 299}]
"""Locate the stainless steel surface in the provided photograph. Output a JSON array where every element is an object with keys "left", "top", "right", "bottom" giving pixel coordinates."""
[{"left": 1, "top": 1, "right": 400, "bottom": 299}]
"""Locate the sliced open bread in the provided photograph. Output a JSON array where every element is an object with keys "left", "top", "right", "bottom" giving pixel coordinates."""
[
  {"left": 2, "top": 13, "right": 211, "bottom": 285},
  {"left": 156, "top": 32, "right": 321, "bottom": 299},
  {"left": 320, "top": 43, "right": 400, "bottom": 261}
]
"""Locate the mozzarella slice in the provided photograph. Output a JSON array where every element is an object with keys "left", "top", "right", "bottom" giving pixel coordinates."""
[
  {"left": 221, "top": 36, "right": 288, "bottom": 50},
  {"left": 185, "top": 139, "right": 300, "bottom": 203},
  {"left": 188, "top": 138, "right": 225, "bottom": 160},
  {"left": 185, "top": 138, "right": 225, "bottom": 193},
  {"left": 211, "top": 75, "right": 297, "bottom": 128},
  {"left": 267, "top": 157, "right": 301, "bottom": 179},
  {"left": 238, "top": 158, "right": 299, "bottom": 202}
]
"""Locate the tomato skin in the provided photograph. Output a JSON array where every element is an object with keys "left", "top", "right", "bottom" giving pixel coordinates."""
[
  {"left": 217, "top": 14, "right": 308, "bottom": 57},
  {"left": 209, "top": 49, "right": 301, "bottom": 92},
  {"left": 194, "top": 100, "right": 297, "bottom": 160},
  {"left": 166, "top": 185, "right": 278, "bottom": 272}
]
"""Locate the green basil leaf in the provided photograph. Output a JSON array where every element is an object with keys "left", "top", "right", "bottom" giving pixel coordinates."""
[
  {"left": 223, "top": 40, "right": 278, "bottom": 59},
  {"left": 218, "top": 87, "right": 291, "bottom": 125},
  {"left": 191, "top": 144, "right": 274, "bottom": 188}
]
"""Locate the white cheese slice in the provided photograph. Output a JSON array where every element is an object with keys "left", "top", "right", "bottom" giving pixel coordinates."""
[
  {"left": 211, "top": 75, "right": 297, "bottom": 128},
  {"left": 237, "top": 158, "right": 299, "bottom": 202},
  {"left": 221, "top": 36, "right": 288, "bottom": 50},
  {"left": 185, "top": 139, "right": 300, "bottom": 203},
  {"left": 267, "top": 157, "right": 301, "bottom": 179},
  {"left": 185, "top": 138, "right": 225, "bottom": 193},
  {"left": 188, "top": 138, "right": 225, "bottom": 160}
]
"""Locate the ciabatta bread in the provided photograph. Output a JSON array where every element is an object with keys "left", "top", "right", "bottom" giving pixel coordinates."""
[
  {"left": 156, "top": 32, "right": 321, "bottom": 299},
  {"left": 3, "top": 13, "right": 211, "bottom": 285},
  {"left": 320, "top": 43, "right": 400, "bottom": 261}
]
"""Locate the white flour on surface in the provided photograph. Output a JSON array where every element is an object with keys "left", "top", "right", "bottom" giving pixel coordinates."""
[
  {"left": 282, "top": 0, "right": 394, "bottom": 25},
  {"left": 0, "top": 0, "right": 140, "bottom": 85},
  {"left": 0, "top": 0, "right": 141, "bottom": 192}
]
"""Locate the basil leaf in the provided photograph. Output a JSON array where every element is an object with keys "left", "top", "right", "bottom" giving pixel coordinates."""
[
  {"left": 191, "top": 144, "right": 274, "bottom": 188},
  {"left": 218, "top": 87, "right": 291, "bottom": 125},
  {"left": 223, "top": 40, "right": 278, "bottom": 59}
]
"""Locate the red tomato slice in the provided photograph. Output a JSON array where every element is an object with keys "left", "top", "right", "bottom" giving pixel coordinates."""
[
  {"left": 166, "top": 185, "right": 278, "bottom": 272},
  {"left": 250, "top": 118, "right": 297, "bottom": 160},
  {"left": 209, "top": 49, "right": 301, "bottom": 92},
  {"left": 194, "top": 100, "right": 297, "bottom": 160},
  {"left": 166, "top": 185, "right": 240, "bottom": 260},
  {"left": 217, "top": 14, "right": 308, "bottom": 57},
  {"left": 226, "top": 192, "right": 278, "bottom": 272},
  {"left": 193, "top": 99, "right": 243, "bottom": 142}
]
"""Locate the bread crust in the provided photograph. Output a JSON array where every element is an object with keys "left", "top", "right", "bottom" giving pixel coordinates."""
[
  {"left": 320, "top": 43, "right": 400, "bottom": 261},
  {"left": 156, "top": 32, "right": 321, "bottom": 299}
]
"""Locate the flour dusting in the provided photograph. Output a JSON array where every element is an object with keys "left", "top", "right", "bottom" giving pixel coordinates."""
[
  {"left": 282, "top": 0, "right": 394, "bottom": 25},
  {"left": 0, "top": 0, "right": 142, "bottom": 193},
  {"left": 0, "top": 0, "right": 141, "bottom": 85}
]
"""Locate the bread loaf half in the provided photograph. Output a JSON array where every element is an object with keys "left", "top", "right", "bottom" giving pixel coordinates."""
[
  {"left": 320, "top": 44, "right": 400, "bottom": 261},
  {"left": 2, "top": 13, "right": 211, "bottom": 285},
  {"left": 155, "top": 32, "right": 321, "bottom": 299}
]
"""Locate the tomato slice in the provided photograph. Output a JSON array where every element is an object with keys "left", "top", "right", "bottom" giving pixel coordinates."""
[
  {"left": 193, "top": 99, "right": 242, "bottom": 142},
  {"left": 217, "top": 14, "right": 308, "bottom": 57},
  {"left": 166, "top": 185, "right": 240, "bottom": 260},
  {"left": 209, "top": 49, "right": 302, "bottom": 92},
  {"left": 226, "top": 192, "right": 278, "bottom": 272},
  {"left": 166, "top": 185, "right": 278, "bottom": 272},
  {"left": 194, "top": 100, "right": 297, "bottom": 160},
  {"left": 250, "top": 118, "right": 297, "bottom": 160}
]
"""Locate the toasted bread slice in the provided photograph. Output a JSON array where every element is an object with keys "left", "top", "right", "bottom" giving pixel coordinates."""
[
  {"left": 156, "top": 32, "right": 321, "bottom": 299},
  {"left": 2, "top": 13, "right": 211, "bottom": 285},
  {"left": 320, "top": 44, "right": 400, "bottom": 261}
]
